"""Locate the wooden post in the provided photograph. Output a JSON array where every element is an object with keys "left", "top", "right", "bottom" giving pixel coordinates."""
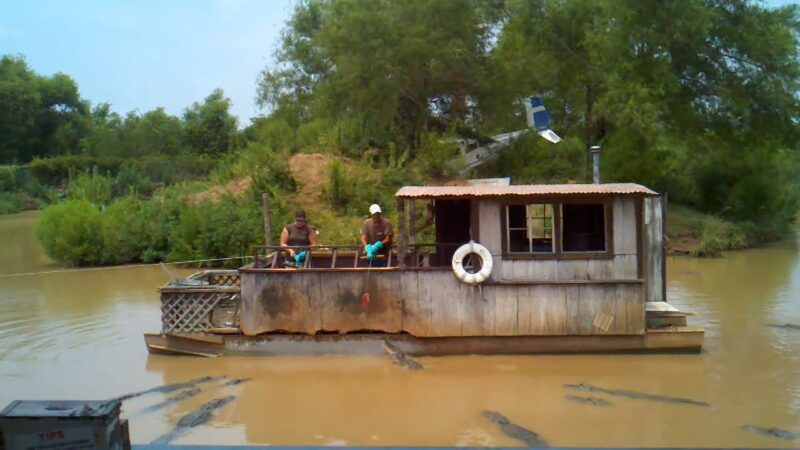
[
  {"left": 408, "top": 200, "right": 417, "bottom": 266},
  {"left": 397, "top": 198, "right": 406, "bottom": 268},
  {"left": 262, "top": 192, "right": 272, "bottom": 246},
  {"left": 661, "top": 192, "right": 668, "bottom": 303}
]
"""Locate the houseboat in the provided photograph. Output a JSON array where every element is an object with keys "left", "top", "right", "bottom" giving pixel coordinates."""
[{"left": 145, "top": 181, "right": 703, "bottom": 357}]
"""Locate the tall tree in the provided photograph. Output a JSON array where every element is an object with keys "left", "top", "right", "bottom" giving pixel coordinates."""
[
  {"left": 183, "top": 88, "right": 238, "bottom": 155},
  {"left": 0, "top": 55, "right": 89, "bottom": 162},
  {"left": 258, "top": 0, "right": 504, "bottom": 152}
]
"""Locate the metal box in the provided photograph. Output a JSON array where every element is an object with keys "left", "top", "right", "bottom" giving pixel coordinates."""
[{"left": 0, "top": 400, "right": 128, "bottom": 450}]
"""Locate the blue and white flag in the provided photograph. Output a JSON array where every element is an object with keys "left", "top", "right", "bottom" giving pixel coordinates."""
[{"left": 523, "top": 96, "right": 562, "bottom": 143}]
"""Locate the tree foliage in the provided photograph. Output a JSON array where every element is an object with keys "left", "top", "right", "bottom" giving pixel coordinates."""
[
  {"left": 0, "top": 55, "right": 88, "bottom": 162},
  {"left": 0, "top": 55, "right": 240, "bottom": 163},
  {"left": 260, "top": 0, "right": 800, "bottom": 230}
]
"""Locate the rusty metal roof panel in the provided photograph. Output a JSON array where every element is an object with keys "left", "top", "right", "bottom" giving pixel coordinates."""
[{"left": 395, "top": 183, "right": 658, "bottom": 198}]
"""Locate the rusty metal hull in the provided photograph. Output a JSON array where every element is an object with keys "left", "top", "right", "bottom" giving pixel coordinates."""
[{"left": 144, "top": 327, "right": 703, "bottom": 357}]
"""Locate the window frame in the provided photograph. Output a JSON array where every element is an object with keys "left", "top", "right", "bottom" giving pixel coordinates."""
[
  {"left": 505, "top": 203, "right": 555, "bottom": 255},
  {"left": 500, "top": 196, "right": 614, "bottom": 260}
]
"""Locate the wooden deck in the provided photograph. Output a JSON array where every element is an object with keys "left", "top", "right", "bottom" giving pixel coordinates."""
[{"left": 144, "top": 327, "right": 704, "bottom": 357}]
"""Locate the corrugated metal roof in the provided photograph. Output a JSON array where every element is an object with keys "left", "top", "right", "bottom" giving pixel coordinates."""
[{"left": 395, "top": 183, "right": 658, "bottom": 198}]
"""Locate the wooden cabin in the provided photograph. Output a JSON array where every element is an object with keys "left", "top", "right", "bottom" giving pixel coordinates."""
[{"left": 146, "top": 182, "right": 702, "bottom": 356}]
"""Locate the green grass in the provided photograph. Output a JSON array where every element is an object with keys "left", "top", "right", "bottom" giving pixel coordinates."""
[{"left": 667, "top": 204, "right": 748, "bottom": 256}]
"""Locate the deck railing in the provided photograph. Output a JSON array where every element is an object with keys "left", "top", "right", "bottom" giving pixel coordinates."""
[
  {"left": 250, "top": 243, "right": 467, "bottom": 270},
  {"left": 159, "top": 270, "right": 241, "bottom": 335}
]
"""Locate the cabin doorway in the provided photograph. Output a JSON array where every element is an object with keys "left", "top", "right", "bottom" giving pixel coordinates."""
[{"left": 434, "top": 199, "right": 471, "bottom": 265}]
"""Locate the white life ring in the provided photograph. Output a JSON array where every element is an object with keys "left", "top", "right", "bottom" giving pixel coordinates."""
[{"left": 451, "top": 241, "right": 493, "bottom": 284}]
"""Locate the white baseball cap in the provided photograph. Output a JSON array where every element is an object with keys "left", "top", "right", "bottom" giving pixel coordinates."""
[{"left": 369, "top": 204, "right": 382, "bottom": 215}]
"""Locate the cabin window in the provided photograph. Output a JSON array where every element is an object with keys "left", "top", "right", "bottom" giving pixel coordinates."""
[
  {"left": 561, "top": 203, "right": 606, "bottom": 252},
  {"left": 506, "top": 204, "right": 554, "bottom": 253}
]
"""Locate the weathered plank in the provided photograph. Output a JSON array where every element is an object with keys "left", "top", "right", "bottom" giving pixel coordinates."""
[
  {"left": 613, "top": 284, "right": 630, "bottom": 334},
  {"left": 518, "top": 285, "right": 568, "bottom": 335},
  {"left": 512, "top": 260, "right": 528, "bottom": 279},
  {"left": 564, "top": 285, "right": 620, "bottom": 335},
  {"left": 493, "top": 286, "right": 518, "bottom": 336},
  {"left": 587, "top": 259, "right": 613, "bottom": 280},
  {"left": 530, "top": 260, "right": 557, "bottom": 280},
  {"left": 565, "top": 285, "right": 582, "bottom": 335},
  {"left": 318, "top": 272, "right": 403, "bottom": 333},
  {"left": 643, "top": 196, "right": 665, "bottom": 301},
  {"left": 394, "top": 271, "right": 416, "bottom": 331},
  {"left": 557, "top": 259, "right": 590, "bottom": 280},
  {"left": 239, "top": 272, "right": 258, "bottom": 335},
  {"left": 620, "top": 283, "right": 645, "bottom": 334},
  {"left": 428, "top": 271, "right": 463, "bottom": 336},
  {"left": 613, "top": 197, "right": 638, "bottom": 255},
  {"left": 480, "top": 284, "right": 497, "bottom": 335},
  {"left": 478, "top": 200, "right": 503, "bottom": 281},
  {"left": 501, "top": 259, "right": 515, "bottom": 280},
  {"left": 459, "top": 281, "right": 486, "bottom": 336},
  {"left": 240, "top": 272, "right": 322, "bottom": 335},
  {"left": 407, "top": 271, "right": 434, "bottom": 336},
  {"left": 613, "top": 255, "right": 638, "bottom": 279}
]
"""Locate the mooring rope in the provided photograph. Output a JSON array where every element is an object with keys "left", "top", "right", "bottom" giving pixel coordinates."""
[{"left": 0, "top": 255, "right": 253, "bottom": 278}]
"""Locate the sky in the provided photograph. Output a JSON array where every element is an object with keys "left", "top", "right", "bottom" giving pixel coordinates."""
[
  {"left": 0, "top": 0, "right": 294, "bottom": 126},
  {"left": 0, "top": 0, "right": 796, "bottom": 126}
]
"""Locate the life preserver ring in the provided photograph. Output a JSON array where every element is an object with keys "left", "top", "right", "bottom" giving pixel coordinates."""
[{"left": 451, "top": 241, "right": 493, "bottom": 284}]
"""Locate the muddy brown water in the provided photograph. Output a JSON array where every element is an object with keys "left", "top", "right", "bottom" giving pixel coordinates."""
[{"left": 0, "top": 211, "right": 798, "bottom": 447}]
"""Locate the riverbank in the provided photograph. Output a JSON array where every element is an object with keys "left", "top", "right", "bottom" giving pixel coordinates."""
[
  {"left": 666, "top": 205, "right": 748, "bottom": 256},
  {"left": 665, "top": 204, "right": 797, "bottom": 256}
]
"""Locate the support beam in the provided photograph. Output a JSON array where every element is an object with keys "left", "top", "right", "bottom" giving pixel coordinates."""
[
  {"left": 407, "top": 200, "right": 419, "bottom": 267},
  {"left": 262, "top": 193, "right": 272, "bottom": 246},
  {"left": 396, "top": 198, "right": 406, "bottom": 268}
]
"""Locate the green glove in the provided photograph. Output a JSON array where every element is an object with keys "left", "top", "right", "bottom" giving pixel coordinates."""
[
  {"left": 365, "top": 244, "right": 375, "bottom": 260},
  {"left": 294, "top": 250, "right": 307, "bottom": 265},
  {"left": 373, "top": 241, "right": 384, "bottom": 251}
]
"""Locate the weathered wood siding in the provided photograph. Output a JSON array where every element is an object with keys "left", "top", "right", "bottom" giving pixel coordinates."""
[
  {"left": 240, "top": 270, "right": 644, "bottom": 337},
  {"left": 239, "top": 195, "right": 648, "bottom": 338},
  {"left": 643, "top": 196, "right": 665, "bottom": 302},
  {"left": 481, "top": 197, "right": 639, "bottom": 282},
  {"left": 476, "top": 200, "right": 503, "bottom": 280}
]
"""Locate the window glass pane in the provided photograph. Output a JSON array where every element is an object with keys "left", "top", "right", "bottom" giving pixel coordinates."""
[
  {"left": 562, "top": 203, "right": 606, "bottom": 252},
  {"left": 508, "top": 205, "right": 526, "bottom": 228},
  {"left": 508, "top": 229, "right": 529, "bottom": 253},
  {"left": 506, "top": 204, "right": 554, "bottom": 254},
  {"left": 528, "top": 204, "right": 553, "bottom": 252}
]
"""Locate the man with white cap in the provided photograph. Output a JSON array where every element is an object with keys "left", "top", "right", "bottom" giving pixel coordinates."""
[{"left": 360, "top": 203, "right": 393, "bottom": 267}]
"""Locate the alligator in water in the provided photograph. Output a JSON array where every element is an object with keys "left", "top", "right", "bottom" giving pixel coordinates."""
[
  {"left": 151, "top": 396, "right": 236, "bottom": 444},
  {"left": 115, "top": 375, "right": 226, "bottom": 401},
  {"left": 564, "top": 382, "right": 710, "bottom": 407},
  {"left": 382, "top": 340, "right": 423, "bottom": 371},
  {"left": 137, "top": 387, "right": 202, "bottom": 415},
  {"left": 482, "top": 410, "right": 548, "bottom": 447},
  {"left": 742, "top": 425, "right": 799, "bottom": 441},
  {"left": 223, "top": 377, "right": 251, "bottom": 386},
  {"left": 767, "top": 323, "right": 800, "bottom": 331},
  {"left": 565, "top": 394, "right": 612, "bottom": 407}
]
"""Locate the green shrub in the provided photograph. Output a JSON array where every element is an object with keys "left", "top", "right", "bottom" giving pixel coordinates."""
[
  {"left": 0, "top": 192, "right": 23, "bottom": 214},
  {"left": 169, "top": 196, "right": 262, "bottom": 266},
  {"left": 113, "top": 165, "right": 155, "bottom": 197},
  {"left": 36, "top": 199, "right": 104, "bottom": 265},
  {"left": 101, "top": 196, "right": 147, "bottom": 264},
  {"left": 0, "top": 167, "right": 15, "bottom": 192},
  {"left": 323, "top": 158, "right": 355, "bottom": 214},
  {"left": 694, "top": 220, "right": 748, "bottom": 257},
  {"left": 68, "top": 167, "right": 114, "bottom": 206},
  {"left": 27, "top": 155, "right": 215, "bottom": 187}
]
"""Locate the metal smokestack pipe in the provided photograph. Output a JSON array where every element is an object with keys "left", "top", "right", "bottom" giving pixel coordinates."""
[{"left": 590, "top": 145, "right": 601, "bottom": 184}]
